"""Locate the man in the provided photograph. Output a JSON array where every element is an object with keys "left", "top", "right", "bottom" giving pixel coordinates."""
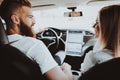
[{"left": 0, "top": 0, "right": 73, "bottom": 80}]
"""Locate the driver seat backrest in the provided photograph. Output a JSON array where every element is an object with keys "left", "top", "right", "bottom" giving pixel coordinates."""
[
  {"left": 0, "top": 18, "right": 44, "bottom": 80},
  {"left": 79, "top": 57, "right": 120, "bottom": 80}
]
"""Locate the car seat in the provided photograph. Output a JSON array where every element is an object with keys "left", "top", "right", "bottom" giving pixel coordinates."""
[
  {"left": 79, "top": 57, "right": 120, "bottom": 80},
  {"left": 0, "top": 18, "right": 45, "bottom": 80}
]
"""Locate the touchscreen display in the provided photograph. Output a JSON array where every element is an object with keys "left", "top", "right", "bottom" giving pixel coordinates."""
[{"left": 65, "top": 30, "right": 84, "bottom": 56}]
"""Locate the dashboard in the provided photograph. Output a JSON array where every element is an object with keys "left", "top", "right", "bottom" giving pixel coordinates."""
[{"left": 36, "top": 27, "right": 94, "bottom": 56}]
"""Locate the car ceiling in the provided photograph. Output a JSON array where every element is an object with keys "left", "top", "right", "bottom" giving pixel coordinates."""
[
  {"left": 29, "top": 0, "right": 120, "bottom": 10},
  {"left": 0, "top": 0, "right": 120, "bottom": 9}
]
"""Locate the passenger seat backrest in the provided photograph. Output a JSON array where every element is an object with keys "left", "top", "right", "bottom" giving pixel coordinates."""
[{"left": 79, "top": 57, "right": 120, "bottom": 80}]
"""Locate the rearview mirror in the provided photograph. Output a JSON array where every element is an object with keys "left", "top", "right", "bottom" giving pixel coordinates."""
[{"left": 64, "top": 11, "right": 83, "bottom": 17}]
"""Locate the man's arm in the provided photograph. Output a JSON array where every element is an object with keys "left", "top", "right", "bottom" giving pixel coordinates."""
[{"left": 26, "top": 39, "right": 73, "bottom": 80}]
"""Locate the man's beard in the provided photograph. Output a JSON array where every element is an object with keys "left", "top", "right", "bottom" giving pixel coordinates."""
[{"left": 20, "top": 20, "right": 36, "bottom": 38}]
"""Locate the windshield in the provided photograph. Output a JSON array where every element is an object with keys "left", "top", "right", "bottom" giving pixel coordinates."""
[{"left": 32, "top": 5, "right": 102, "bottom": 33}]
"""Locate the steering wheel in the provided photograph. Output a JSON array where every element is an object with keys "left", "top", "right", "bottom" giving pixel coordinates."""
[
  {"left": 37, "top": 28, "right": 65, "bottom": 56},
  {"left": 41, "top": 28, "right": 60, "bottom": 48}
]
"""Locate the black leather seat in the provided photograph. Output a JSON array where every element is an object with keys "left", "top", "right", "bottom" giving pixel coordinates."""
[
  {"left": 0, "top": 18, "right": 8, "bottom": 45},
  {"left": 0, "top": 18, "right": 44, "bottom": 80},
  {"left": 79, "top": 57, "right": 120, "bottom": 80}
]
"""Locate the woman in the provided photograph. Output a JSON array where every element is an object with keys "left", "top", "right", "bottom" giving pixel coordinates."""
[{"left": 80, "top": 4, "right": 120, "bottom": 73}]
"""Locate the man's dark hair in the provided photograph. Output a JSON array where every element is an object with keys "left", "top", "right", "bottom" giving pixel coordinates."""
[{"left": 0, "top": 0, "right": 31, "bottom": 21}]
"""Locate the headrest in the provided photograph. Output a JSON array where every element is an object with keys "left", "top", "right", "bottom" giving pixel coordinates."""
[{"left": 0, "top": 18, "right": 9, "bottom": 45}]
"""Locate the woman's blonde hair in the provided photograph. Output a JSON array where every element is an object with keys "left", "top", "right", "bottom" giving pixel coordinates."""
[{"left": 98, "top": 5, "right": 120, "bottom": 57}]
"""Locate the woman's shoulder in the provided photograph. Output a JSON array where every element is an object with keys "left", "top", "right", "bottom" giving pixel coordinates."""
[
  {"left": 95, "top": 49, "right": 113, "bottom": 56},
  {"left": 93, "top": 49, "right": 113, "bottom": 63}
]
